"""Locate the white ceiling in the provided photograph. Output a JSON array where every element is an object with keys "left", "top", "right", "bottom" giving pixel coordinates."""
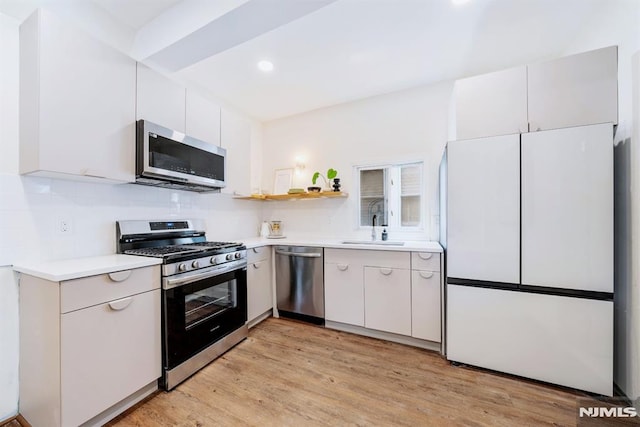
[{"left": 0, "top": 0, "right": 631, "bottom": 122}]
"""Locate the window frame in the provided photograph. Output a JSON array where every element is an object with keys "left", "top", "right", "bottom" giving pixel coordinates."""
[{"left": 354, "top": 161, "right": 425, "bottom": 232}]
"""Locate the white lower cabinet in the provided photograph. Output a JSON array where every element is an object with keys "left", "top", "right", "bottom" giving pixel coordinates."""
[
  {"left": 247, "top": 246, "right": 273, "bottom": 324},
  {"left": 61, "top": 289, "right": 160, "bottom": 427},
  {"left": 324, "top": 249, "right": 366, "bottom": 326},
  {"left": 364, "top": 266, "right": 411, "bottom": 336},
  {"left": 19, "top": 265, "right": 161, "bottom": 427},
  {"left": 411, "top": 270, "right": 441, "bottom": 342},
  {"left": 325, "top": 248, "right": 442, "bottom": 345},
  {"left": 410, "top": 252, "right": 442, "bottom": 343},
  {"left": 325, "top": 261, "right": 365, "bottom": 326}
]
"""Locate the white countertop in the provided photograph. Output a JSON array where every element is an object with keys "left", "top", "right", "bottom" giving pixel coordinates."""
[
  {"left": 13, "top": 254, "right": 162, "bottom": 282},
  {"left": 239, "top": 236, "right": 443, "bottom": 253},
  {"left": 12, "top": 237, "right": 441, "bottom": 282}
]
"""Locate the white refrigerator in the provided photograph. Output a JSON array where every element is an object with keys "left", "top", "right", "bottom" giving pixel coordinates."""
[{"left": 444, "top": 122, "right": 613, "bottom": 396}]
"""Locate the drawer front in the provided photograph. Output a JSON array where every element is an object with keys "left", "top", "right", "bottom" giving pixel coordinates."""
[
  {"left": 248, "top": 246, "right": 271, "bottom": 263},
  {"left": 325, "top": 248, "right": 365, "bottom": 265},
  {"left": 326, "top": 248, "right": 409, "bottom": 269},
  {"left": 411, "top": 252, "right": 441, "bottom": 272},
  {"left": 61, "top": 266, "right": 160, "bottom": 313},
  {"left": 61, "top": 289, "right": 161, "bottom": 427}
]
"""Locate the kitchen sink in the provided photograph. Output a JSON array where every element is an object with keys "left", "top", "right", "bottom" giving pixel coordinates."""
[{"left": 340, "top": 240, "right": 405, "bottom": 246}]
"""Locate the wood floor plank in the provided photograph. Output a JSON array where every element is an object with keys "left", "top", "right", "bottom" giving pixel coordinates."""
[{"left": 107, "top": 318, "right": 587, "bottom": 427}]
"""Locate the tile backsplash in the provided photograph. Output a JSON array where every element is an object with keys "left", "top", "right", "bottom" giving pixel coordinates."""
[{"left": 0, "top": 173, "right": 263, "bottom": 266}]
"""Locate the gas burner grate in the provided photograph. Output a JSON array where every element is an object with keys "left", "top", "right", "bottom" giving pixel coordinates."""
[{"left": 124, "top": 246, "right": 200, "bottom": 257}]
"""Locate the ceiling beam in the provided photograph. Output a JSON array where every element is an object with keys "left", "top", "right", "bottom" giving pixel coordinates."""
[{"left": 143, "top": 0, "right": 337, "bottom": 72}]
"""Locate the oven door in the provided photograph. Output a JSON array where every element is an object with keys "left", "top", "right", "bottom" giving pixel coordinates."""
[{"left": 163, "top": 263, "right": 247, "bottom": 370}]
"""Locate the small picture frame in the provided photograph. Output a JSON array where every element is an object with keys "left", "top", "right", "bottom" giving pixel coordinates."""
[{"left": 273, "top": 168, "right": 293, "bottom": 194}]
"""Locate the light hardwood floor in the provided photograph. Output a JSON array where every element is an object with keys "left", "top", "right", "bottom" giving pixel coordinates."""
[{"left": 108, "top": 317, "right": 587, "bottom": 426}]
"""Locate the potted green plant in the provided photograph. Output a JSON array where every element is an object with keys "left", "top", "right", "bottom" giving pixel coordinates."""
[{"left": 309, "top": 168, "right": 338, "bottom": 192}]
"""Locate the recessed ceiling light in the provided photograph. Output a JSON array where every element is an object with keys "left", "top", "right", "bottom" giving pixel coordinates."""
[
  {"left": 257, "top": 60, "right": 274, "bottom": 72},
  {"left": 451, "top": 0, "right": 471, "bottom": 5}
]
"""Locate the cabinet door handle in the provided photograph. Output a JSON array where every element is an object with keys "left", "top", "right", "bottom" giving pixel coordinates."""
[
  {"left": 337, "top": 264, "right": 349, "bottom": 271},
  {"left": 418, "top": 253, "right": 433, "bottom": 260},
  {"left": 252, "top": 247, "right": 261, "bottom": 253},
  {"left": 419, "top": 271, "right": 434, "bottom": 279},
  {"left": 108, "top": 270, "right": 132, "bottom": 282},
  {"left": 379, "top": 268, "right": 393, "bottom": 276},
  {"left": 252, "top": 262, "right": 262, "bottom": 269},
  {"left": 108, "top": 297, "right": 132, "bottom": 311}
]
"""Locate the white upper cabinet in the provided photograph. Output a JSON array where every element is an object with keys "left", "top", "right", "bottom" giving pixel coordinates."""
[
  {"left": 185, "top": 90, "right": 221, "bottom": 146},
  {"left": 221, "top": 109, "right": 251, "bottom": 195},
  {"left": 454, "top": 46, "right": 618, "bottom": 140},
  {"left": 521, "top": 123, "right": 613, "bottom": 293},
  {"left": 19, "top": 9, "right": 136, "bottom": 183},
  {"left": 136, "top": 63, "right": 185, "bottom": 132},
  {"left": 454, "top": 66, "right": 528, "bottom": 140},
  {"left": 528, "top": 46, "right": 618, "bottom": 132}
]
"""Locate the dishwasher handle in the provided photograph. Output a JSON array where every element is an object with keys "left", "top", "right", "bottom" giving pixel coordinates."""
[{"left": 275, "top": 250, "right": 322, "bottom": 258}]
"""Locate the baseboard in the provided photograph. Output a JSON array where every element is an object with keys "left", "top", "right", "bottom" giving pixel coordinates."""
[
  {"left": 247, "top": 309, "right": 272, "bottom": 328},
  {"left": 79, "top": 381, "right": 158, "bottom": 427},
  {"left": 325, "top": 320, "right": 442, "bottom": 353},
  {"left": 16, "top": 415, "right": 30, "bottom": 427},
  {"left": 0, "top": 414, "right": 31, "bottom": 427}
]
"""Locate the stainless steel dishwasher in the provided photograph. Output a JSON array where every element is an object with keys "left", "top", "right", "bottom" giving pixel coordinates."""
[{"left": 275, "top": 246, "right": 324, "bottom": 325}]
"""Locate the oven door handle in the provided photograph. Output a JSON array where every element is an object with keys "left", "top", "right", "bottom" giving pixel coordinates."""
[{"left": 164, "top": 262, "right": 243, "bottom": 290}]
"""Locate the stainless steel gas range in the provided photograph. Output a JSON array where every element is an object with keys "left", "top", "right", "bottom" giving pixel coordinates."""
[{"left": 116, "top": 219, "right": 247, "bottom": 390}]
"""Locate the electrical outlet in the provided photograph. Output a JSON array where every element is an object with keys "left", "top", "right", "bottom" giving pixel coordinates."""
[{"left": 59, "top": 219, "right": 73, "bottom": 234}]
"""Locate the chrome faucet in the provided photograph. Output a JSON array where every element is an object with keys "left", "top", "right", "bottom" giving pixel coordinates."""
[{"left": 371, "top": 214, "right": 377, "bottom": 241}]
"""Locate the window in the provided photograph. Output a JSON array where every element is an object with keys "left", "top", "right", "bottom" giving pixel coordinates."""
[{"left": 357, "top": 162, "right": 424, "bottom": 229}]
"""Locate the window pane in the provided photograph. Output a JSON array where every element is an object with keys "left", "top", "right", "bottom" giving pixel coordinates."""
[
  {"left": 360, "top": 169, "right": 387, "bottom": 226},
  {"left": 401, "top": 164, "right": 421, "bottom": 195},
  {"left": 401, "top": 195, "right": 420, "bottom": 226}
]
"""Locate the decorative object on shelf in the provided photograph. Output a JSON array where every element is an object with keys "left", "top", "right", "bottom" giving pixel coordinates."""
[
  {"left": 307, "top": 186, "right": 321, "bottom": 193},
  {"left": 287, "top": 188, "right": 305, "bottom": 194},
  {"left": 312, "top": 168, "right": 338, "bottom": 191},
  {"left": 273, "top": 168, "right": 294, "bottom": 195},
  {"left": 332, "top": 178, "right": 341, "bottom": 192},
  {"left": 259, "top": 221, "right": 270, "bottom": 237},
  {"left": 269, "top": 220, "right": 283, "bottom": 237}
]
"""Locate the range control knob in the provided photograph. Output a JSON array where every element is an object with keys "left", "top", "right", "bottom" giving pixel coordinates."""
[
  {"left": 210, "top": 256, "right": 216, "bottom": 264},
  {"left": 226, "top": 254, "right": 233, "bottom": 261},
  {"left": 235, "top": 252, "right": 242, "bottom": 259},
  {"left": 192, "top": 260, "right": 200, "bottom": 268},
  {"left": 178, "top": 263, "right": 187, "bottom": 272}
]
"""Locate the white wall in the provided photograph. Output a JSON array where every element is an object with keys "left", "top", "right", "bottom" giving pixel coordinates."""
[
  {"left": 0, "top": 12, "right": 262, "bottom": 420},
  {"left": 261, "top": 82, "right": 452, "bottom": 241}
]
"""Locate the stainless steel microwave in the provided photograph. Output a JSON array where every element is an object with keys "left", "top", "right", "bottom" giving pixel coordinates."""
[{"left": 135, "top": 120, "right": 226, "bottom": 192}]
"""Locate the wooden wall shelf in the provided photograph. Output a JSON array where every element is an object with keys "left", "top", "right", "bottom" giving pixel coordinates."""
[{"left": 234, "top": 191, "right": 348, "bottom": 201}]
